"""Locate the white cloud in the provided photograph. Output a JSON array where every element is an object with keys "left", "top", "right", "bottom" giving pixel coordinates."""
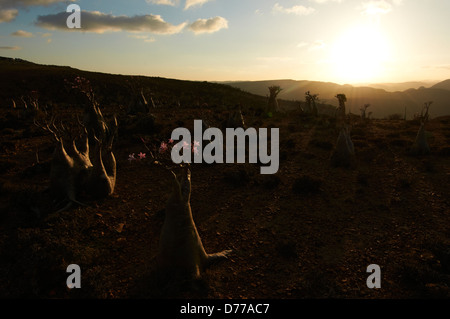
[
  {"left": 273, "top": 3, "right": 315, "bottom": 16},
  {"left": 11, "top": 29, "right": 33, "bottom": 37},
  {"left": 0, "top": 8, "right": 18, "bottom": 22},
  {"left": 255, "top": 9, "right": 263, "bottom": 16},
  {"left": 361, "top": 1, "right": 392, "bottom": 15},
  {"left": 185, "top": 0, "right": 212, "bottom": 10},
  {"left": 360, "top": 0, "right": 403, "bottom": 15},
  {"left": 392, "top": 0, "right": 404, "bottom": 5},
  {"left": 128, "top": 34, "right": 156, "bottom": 42},
  {"left": 310, "top": 40, "right": 326, "bottom": 50},
  {"left": 36, "top": 10, "right": 187, "bottom": 34},
  {"left": 188, "top": 16, "right": 228, "bottom": 34},
  {"left": 309, "top": 0, "right": 343, "bottom": 3},
  {"left": 0, "top": 45, "right": 21, "bottom": 50},
  {"left": 297, "top": 40, "right": 326, "bottom": 51},
  {"left": 146, "top": 0, "right": 179, "bottom": 6}
]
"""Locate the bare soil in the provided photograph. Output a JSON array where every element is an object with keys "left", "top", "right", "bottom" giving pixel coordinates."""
[{"left": 1, "top": 105, "right": 449, "bottom": 299}]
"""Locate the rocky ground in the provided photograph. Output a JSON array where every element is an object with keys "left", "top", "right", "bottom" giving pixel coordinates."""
[{"left": 0, "top": 104, "right": 449, "bottom": 299}]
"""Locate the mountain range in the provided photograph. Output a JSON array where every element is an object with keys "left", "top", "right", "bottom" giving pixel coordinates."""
[
  {"left": 1, "top": 56, "right": 449, "bottom": 120},
  {"left": 223, "top": 79, "right": 450, "bottom": 119}
]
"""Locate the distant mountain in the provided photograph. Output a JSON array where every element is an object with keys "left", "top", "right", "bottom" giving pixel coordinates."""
[
  {"left": 1, "top": 56, "right": 449, "bottom": 120},
  {"left": 356, "top": 81, "right": 437, "bottom": 92},
  {"left": 431, "top": 79, "right": 450, "bottom": 91},
  {"left": 225, "top": 79, "right": 450, "bottom": 119}
]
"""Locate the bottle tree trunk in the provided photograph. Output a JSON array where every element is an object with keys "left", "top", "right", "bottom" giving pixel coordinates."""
[
  {"left": 305, "top": 91, "right": 319, "bottom": 117},
  {"left": 267, "top": 86, "right": 282, "bottom": 114}
]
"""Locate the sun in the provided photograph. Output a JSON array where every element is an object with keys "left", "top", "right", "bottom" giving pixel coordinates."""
[{"left": 331, "top": 25, "right": 390, "bottom": 84}]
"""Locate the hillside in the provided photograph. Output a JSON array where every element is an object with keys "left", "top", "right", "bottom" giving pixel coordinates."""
[
  {"left": 0, "top": 56, "right": 449, "bottom": 300},
  {"left": 356, "top": 81, "right": 437, "bottom": 92},
  {"left": 0, "top": 56, "right": 280, "bottom": 112},
  {"left": 226, "top": 79, "right": 450, "bottom": 120},
  {"left": 432, "top": 79, "right": 450, "bottom": 91}
]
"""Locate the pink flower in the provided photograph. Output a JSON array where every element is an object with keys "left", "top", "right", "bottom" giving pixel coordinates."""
[
  {"left": 169, "top": 139, "right": 174, "bottom": 144},
  {"left": 159, "top": 142, "right": 168, "bottom": 153},
  {"left": 193, "top": 140, "right": 200, "bottom": 147},
  {"left": 138, "top": 152, "right": 146, "bottom": 160},
  {"left": 193, "top": 147, "right": 199, "bottom": 155},
  {"left": 128, "top": 153, "right": 136, "bottom": 162},
  {"left": 182, "top": 141, "right": 190, "bottom": 150}
]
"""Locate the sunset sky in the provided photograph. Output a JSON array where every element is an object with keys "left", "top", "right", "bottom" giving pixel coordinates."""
[{"left": 1, "top": 0, "right": 449, "bottom": 84}]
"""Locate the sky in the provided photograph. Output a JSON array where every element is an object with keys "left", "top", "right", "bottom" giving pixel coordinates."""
[{"left": 0, "top": 0, "right": 450, "bottom": 84}]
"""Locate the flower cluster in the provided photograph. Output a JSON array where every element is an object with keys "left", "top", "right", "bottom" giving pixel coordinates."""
[
  {"left": 65, "top": 76, "right": 95, "bottom": 103},
  {"left": 159, "top": 139, "right": 200, "bottom": 155},
  {"left": 128, "top": 138, "right": 200, "bottom": 164},
  {"left": 128, "top": 152, "right": 147, "bottom": 162}
]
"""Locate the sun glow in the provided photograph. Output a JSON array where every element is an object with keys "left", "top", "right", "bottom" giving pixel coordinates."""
[{"left": 331, "top": 25, "right": 391, "bottom": 84}]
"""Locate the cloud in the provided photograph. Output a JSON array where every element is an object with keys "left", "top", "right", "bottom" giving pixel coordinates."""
[
  {"left": 128, "top": 34, "right": 156, "bottom": 42},
  {"left": 297, "top": 40, "right": 326, "bottom": 51},
  {"left": 11, "top": 30, "right": 33, "bottom": 37},
  {"left": 188, "top": 16, "right": 228, "bottom": 34},
  {"left": 0, "top": 0, "right": 74, "bottom": 8},
  {"left": 0, "top": 9, "right": 18, "bottom": 22},
  {"left": 309, "top": 0, "right": 343, "bottom": 3},
  {"left": 360, "top": 0, "right": 400, "bottom": 15},
  {"left": 35, "top": 10, "right": 187, "bottom": 34},
  {"left": 185, "top": 0, "right": 212, "bottom": 10},
  {"left": 273, "top": 3, "right": 315, "bottom": 16},
  {"left": 146, "top": 0, "right": 179, "bottom": 6},
  {"left": 0, "top": 0, "right": 75, "bottom": 23},
  {"left": 0, "top": 45, "right": 21, "bottom": 50}
]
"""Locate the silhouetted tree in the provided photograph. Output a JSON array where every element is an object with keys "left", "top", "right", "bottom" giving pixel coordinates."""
[
  {"left": 305, "top": 91, "right": 319, "bottom": 117},
  {"left": 335, "top": 94, "right": 347, "bottom": 127},
  {"left": 360, "top": 104, "right": 370, "bottom": 121},
  {"left": 267, "top": 86, "right": 282, "bottom": 114}
]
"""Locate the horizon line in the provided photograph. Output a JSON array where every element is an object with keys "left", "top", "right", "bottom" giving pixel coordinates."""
[{"left": 1, "top": 55, "right": 447, "bottom": 87}]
